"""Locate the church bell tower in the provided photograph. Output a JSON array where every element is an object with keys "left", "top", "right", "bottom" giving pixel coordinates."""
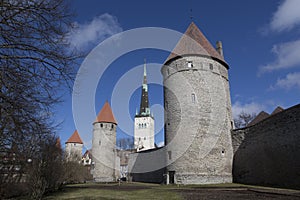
[{"left": 134, "top": 61, "right": 155, "bottom": 152}]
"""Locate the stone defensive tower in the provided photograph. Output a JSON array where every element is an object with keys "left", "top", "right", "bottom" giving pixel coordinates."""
[
  {"left": 92, "top": 101, "right": 118, "bottom": 182},
  {"left": 134, "top": 61, "right": 155, "bottom": 152},
  {"left": 161, "top": 22, "right": 234, "bottom": 184},
  {"left": 65, "top": 130, "right": 83, "bottom": 162}
]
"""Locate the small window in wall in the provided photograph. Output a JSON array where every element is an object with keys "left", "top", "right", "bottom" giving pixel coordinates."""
[
  {"left": 100, "top": 123, "right": 103, "bottom": 128},
  {"left": 111, "top": 124, "right": 114, "bottom": 129},
  {"left": 168, "top": 151, "right": 172, "bottom": 160},
  {"left": 221, "top": 150, "right": 225, "bottom": 156},
  {"left": 144, "top": 137, "right": 146, "bottom": 140},
  {"left": 191, "top": 93, "right": 196, "bottom": 103},
  {"left": 209, "top": 63, "right": 213, "bottom": 70},
  {"left": 167, "top": 68, "right": 170, "bottom": 75},
  {"left": 99, "top": 140, "right": 101, "bottom": 146},
  {"left": 165, "top": 101, "right": 168, "bottom": 109},
  {"left": 187, "top": 61, "right": 193, "bottom": 68}
]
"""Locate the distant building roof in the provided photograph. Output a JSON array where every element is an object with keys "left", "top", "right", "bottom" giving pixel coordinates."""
[
  {"left": 83, "top": 150, "right": 91, "bottom": 158},
  {"left": 165, "top": 22, "right": 227, "bottom": 67},
  {"left": 95, "top": 101, "right": 117, "bottom": 124},
  {"left": 271, "top": 106, "right": 284, "bottom": 115},
  {"left": 66, "top": 130, "right": 83, "bottom": 144},
  {"left": 247, "top": 111, "right": 270, "bottom": 127},
  {"left": 56, "top": 137, "right": 61, "bottom": 148}
]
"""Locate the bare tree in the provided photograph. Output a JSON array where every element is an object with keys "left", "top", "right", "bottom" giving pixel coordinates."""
[
  {"left": 27, "top": 136, "right": 63, "bottom": 199},
  {"left": 0, "top": 0, "right": 82, "bottom": 198},
  {"left": 62, "top": 160, "right": 93, "bottom": 184},
  {"left": 234, "top": 111, "right": 257, "bottom": 129},
  {"left": 117, "top": 137, "right": 134, "bottom": 150}
]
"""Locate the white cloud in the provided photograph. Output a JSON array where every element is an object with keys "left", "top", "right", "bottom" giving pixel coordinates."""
[
  {"left": 259, "top": 39, "right": 300, "bottom": 74},
  {"left": 232, "top": 101, "right": 265, "bottom": 118},
  {"left": 273, "top": 72, "right": 300, "bottom": 90},
  {"left": 67, "top": 13, "right": 122, "bottom": 50},
  {"left": 270, "top": 0, "right": 300, "bottom": 32}
]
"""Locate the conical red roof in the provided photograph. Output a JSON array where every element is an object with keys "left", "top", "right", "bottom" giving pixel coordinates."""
[
  {"left": 66, "top": 130, "right": 83, "bottom": 144},
  {"left": 95, "top": 101, "right": 117, "bottom": 124},
  {"left": 165, "top": 22, "right": 227, "bottom": 67}
]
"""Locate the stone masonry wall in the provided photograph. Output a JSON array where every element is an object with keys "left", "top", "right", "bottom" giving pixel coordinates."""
[
  {"left": 128, "top": 147, "right": 166, "bottom": 184},
  {"left": 232, "top": 104, "right": 300, "bottom": 189}
]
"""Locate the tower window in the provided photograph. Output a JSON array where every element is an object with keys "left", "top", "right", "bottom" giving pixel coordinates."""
[
  {"left": 100, "top": 123, "right": 103, "bottom": 128},
  {"left": 99, "top": 140, "right": 101, "bottom": 146},
  {"left": 209, "top": 63, "right": 213, "bottom": 70},
  {"left": 187, "top": 61, "right": 193, "bottom": 68},
  {"left": 191, "top": 93, "right": 196, "bottom": 103},
  {"left": 167, "top": 68, "right": 170, "bottom": 75},
  {"left": 144, "top": 137, "right": 146, "bottom": 140},
  {"left": 168, "top": 151, "right": 172, "bottom": 160},
  {"left": 111, "top": 124, "right": 114, "bottom": 129},
  {"left": 221, "top": 150, "right": 225, "bottom": 156},
  {"left": 165, "top": 101, "right": 168, "bottom": 109}
]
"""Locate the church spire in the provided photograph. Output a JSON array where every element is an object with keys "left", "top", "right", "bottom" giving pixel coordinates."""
[{"left": 137, "top": 60, "right": 150, "bottom": 117}]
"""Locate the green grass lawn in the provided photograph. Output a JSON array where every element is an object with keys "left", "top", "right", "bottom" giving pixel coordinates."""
[
  {"left": 43, "top": 182, "right": 300, "bottom": 200},
  {"left": 44, "top": 182, "right": 183, "bottom": 200}
]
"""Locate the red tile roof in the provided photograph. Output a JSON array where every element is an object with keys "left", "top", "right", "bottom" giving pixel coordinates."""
[
  {"left": 56, "top": 137, "right": 62, "bottom": 149},
  {"left": 247, "top": 111, "right": 270, "bottom": 127},
  {"left": 83, "top": 150, "right": 91, "bottom": 158},
  {"left": 165, "top": 22, "right": 227, "bottom": 67},
  {"left": 66, "top": 130, "right": 83, "bottom": 144},
  {"left": 271, "top": 106, "right": 284, "bottom": 115},
  {"left": 95, "top": 101, "right": 117, "bottom": 124}
]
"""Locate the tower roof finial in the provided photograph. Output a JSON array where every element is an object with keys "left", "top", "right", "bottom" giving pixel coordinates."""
[
  {"left": 190, "top": 8, "right": 193, "bottom": 21},
  {"left": 144, "top": 58, "right": 147, "bottom": 77}
]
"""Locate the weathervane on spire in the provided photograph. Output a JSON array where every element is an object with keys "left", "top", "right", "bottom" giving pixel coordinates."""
[
  {"left": 190, "top": 8, "right": 193, "bottom": 21},
  {"left": 144, "top": 58, "right": 147, "bottom": 77}
]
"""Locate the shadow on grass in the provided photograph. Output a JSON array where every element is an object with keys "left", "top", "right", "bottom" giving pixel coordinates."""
[{"left": 44, "top": 182, "right": 300, "bottom": 200}]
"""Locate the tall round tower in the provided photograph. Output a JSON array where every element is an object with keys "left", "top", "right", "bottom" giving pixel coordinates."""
[
  {"left": 92, "top": 101, "right": 118, "bottom": 182},
  {"left": 161, "top": 22, "right": 234, "bottom": 184}
]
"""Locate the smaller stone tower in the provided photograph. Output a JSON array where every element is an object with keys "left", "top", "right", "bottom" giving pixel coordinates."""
[
  {"left": 65, "top": 130, "right": 83, "bottom": 162},
  {"left": 92, "top": 101, "right": 118, "bottom": 182},
  {"left": 134, "top": 61, "right": 155, "bottom": 152}
]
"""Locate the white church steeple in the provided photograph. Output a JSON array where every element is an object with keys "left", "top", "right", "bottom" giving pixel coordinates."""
[{"left": 134, "top": 60, "right": 155, "bottom": 152}]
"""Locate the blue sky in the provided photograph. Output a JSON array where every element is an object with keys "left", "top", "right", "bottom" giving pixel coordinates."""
[{"left": 57, "top": 0, "right": 300, "bottom": 150}]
